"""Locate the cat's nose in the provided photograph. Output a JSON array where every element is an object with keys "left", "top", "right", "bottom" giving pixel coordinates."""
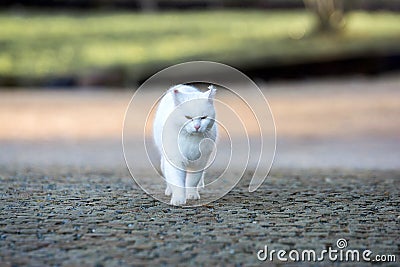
[{"left": 194, "top": 125, "right": 200, "bottom": 131}]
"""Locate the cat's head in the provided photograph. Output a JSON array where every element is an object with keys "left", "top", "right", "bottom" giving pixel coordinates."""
[{"left": 172, "top": 85, "right": 216, "bottom": 135}]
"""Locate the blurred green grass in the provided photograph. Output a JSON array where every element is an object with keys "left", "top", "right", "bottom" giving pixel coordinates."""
[{"left": 0, "top": 10, "right": 400, "bottom": 85}]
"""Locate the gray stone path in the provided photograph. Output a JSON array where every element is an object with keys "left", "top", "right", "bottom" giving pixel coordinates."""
[{"left": 1, "top": 167, "right": 399, "bottom": 266}]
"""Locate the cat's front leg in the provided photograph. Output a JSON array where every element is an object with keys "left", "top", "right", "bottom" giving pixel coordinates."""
[
  {"left": 161, "top": 157, "right": 172, "bottom": 196},
  {"left": 165, "top": 184, "right": 172, "bottom": 196},
  {"left": 163, "top": 160, "right": 186, "bottom": 206},
  {"left": 185, "top": 171, "right": 203, "bottom": 200}
]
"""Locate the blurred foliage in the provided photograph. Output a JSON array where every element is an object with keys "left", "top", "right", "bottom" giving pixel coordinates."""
[
  {"left": 2, "top": 0, "right": 400, "bottom": 10},
  {"left": 0, "top": 10, "right": 400, "bottom": 85},
  {"left": 304, "top": 0, "right": 345, "bottom": 33}
]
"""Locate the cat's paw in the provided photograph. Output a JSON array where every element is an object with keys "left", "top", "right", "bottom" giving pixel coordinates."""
[
  {"left": 186, "top": 190, "right": 200, "bottom": 200},
  {"left": 165, "top": 185, "right": 172, "bottom": 196},
  {"left": 170, "top": 195, "right": 186, "bottom": 206}
]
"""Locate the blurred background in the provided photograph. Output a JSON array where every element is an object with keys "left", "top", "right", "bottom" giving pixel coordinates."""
[{"left": 1, "top": 0, "right": 399, "bottom": 170}]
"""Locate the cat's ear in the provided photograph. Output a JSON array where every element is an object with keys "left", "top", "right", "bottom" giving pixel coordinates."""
[
  {"left": 207, "top": 85, "right": 217, "bottom": 103},
  {"left": 172, "top": 87, "right": 183, "bottom": 106}
]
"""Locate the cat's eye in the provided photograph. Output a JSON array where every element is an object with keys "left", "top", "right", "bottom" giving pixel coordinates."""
[
  {"left": 201, "top": 116, "right": 208, "bottom": 120},
  {"left": 185, "top": 115, "right": 192, "bottom": 120}
]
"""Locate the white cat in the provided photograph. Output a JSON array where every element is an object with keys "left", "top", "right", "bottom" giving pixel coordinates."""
[{"left": 153, "top": 84, "right": 217, "bottom": 206}]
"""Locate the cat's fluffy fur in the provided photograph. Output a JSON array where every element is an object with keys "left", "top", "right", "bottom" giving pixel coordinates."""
[{"left": 153, "top": 84, "right": 217, "bottom": 205}]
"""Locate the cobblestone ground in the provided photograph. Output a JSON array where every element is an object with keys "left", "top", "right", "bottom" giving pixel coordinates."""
[{"left": 1, "top": 167, "right": 399, "bottom": 266}]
